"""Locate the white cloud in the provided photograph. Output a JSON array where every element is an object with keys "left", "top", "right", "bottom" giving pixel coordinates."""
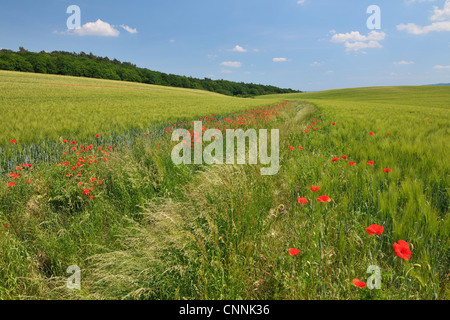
[
  {"left": 231, "top": 45, "right": 247, "bottom": 52},
  {"left": 394, "top": 60, "right": 415, "bottom": 65},
  {"left": 220, "top": 61, "right": 242, "bottom": 67},
  {"left": 433, "top": 65, "right": 450, "bottom": 70},
  {"left": 311, "top": 61, "right": 324, "bottom": 67},
  {"left": 430, "top": 0, "right": 450, "bottom": 21},
  {"left": 331, "top": 30, "right": 386, "bottom": 52},
  {"left": 273, "top": 57, "right": 288, "bottom": 62},
  {"left": 120, "top": 24, "right": 138, "bottom": 34},
  {"left": 397, "top": 21, "right": 450, "bottom": 34},
  {"left": 405, "top": 0, "right": 436, "bottom": 4},
  {"left": 74, "top": 19, "right": 120, "bottom": 37},
  {"left": 297, "top": 0, "right": 306, "bottom": 4},
  {"left": 398, "top": 0, "right": 450, "bottom": 34}
]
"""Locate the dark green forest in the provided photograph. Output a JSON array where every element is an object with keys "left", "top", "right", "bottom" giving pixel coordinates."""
[{"left": 0, "top": 47, "right": 300, "bottom": 97}]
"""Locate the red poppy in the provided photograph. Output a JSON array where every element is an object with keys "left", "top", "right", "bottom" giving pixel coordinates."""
[
  {"left": 98, "top": 180, "right": 103, "bottom": 184},
  {"left": 383, "top": 168, "right": 392, "bottom": 173},
  {"left": 289, "top": 146, "right": 294, "bottom": 150},
  {"left": 71, "top": 141, "right": 76, "bottom": 145},
  {"left": 89, "top": 195, "right": 94, "bottom": 200},
  {"left": 341, "top": 155, "right": 347, "bottom": 160},
  {"left": 311, "top": 186, "right": 321, "bottom": 192},
  {"left": 332, "top": 158, "right": 340, "bottom": 162},
  {"left": 27, "top": 180, "right": 32, "bottom": 184},
  {"left": 297, "top": 197, "right": 308, "bottom": 204},
  {"left": 367, "top": 161, "right": 374, "bottom": 166},
  {"left": 63, "top": 139, "right": 68, "bottom": 143},
  {"left": 352, "top": 279, "right": 366, "bottom": 289},
  {"left": 10, "top": 139, "right": 16, "bottom": 144},
  {"left": 289, "top": 248, "right": 300, "bottom": 256},
  {"left": 8, "top": 182, "right": 15, "bottom": 187},
  {"left": 96, "top": 134, "right": 100, "bottom": 137},
  {"left": 366, "top": 224, "right": 384, "bottom": 235},
  {"left": 72, "top": 166, "right": 77, "bottom": 171},
  {"left": 78, "top": 182, "right": 83, "bottom": 185},
  {"left": 369, "top": 132, "right": 374, "bottom": 136},
  {"left": 66, "top": 174, "right": 71, "bottom": 177},
  {"left": 90, "top": 177, "right": 96, "bottom": 183},
  {"left": 348, "top": 162, "right": 355, "bottom": 166},
  {"left": 317, "top": 195, "right": 331, "bottom": 202},
  {"left": 332, "top": 123, "right": 336, "bottom": 126},
  {"left": 108, "top": 146, "right": 112, "bottom": 150},
  {"left": 299, "top": 147, "right": 303, "bottom": 150},
  {"left": 83, "top": 188, "right": 90, "bottom": 196},
  {"left": 393, "top": 240, "right": 411, "bottom": 260}
]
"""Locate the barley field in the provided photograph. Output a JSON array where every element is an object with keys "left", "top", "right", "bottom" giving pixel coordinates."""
[{"left": 0, "top": 71, "right": 448, "bottom": 300}]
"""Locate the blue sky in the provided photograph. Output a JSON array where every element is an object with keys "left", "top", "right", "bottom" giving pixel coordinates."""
[{"left": 0, "top": 0, "right": 449, "bottom": 91}]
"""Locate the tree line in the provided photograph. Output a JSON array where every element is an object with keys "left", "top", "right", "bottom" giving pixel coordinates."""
[{"left": 0, "top": 47, "right": 301, "bottom": 97}]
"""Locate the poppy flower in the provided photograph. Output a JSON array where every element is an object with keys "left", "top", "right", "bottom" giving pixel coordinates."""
[
  {"left": 332, "top": 157, "right": 340, "bottom": 162},
  {"left": 348, "top": 162, "right": 355, "bottom": 166},
  {"left": 96, "top": 134, "right": 100, "bottom": 137},
  {"left": 89, "top": 195, "right": 94, "bottom": 200},
  {"left": 352, "top": 279, "right": 366, "bottom": 289},
  {"left": 78, "top": 182, "right": 83, "bottom": 185},
  {"left": 8, "top": 182, "right": 15, "bottom": 187},
  {"left": 90, "top": 177, "right": 96, "bottom": 183},
  {"left": 311, "top": 186, "right": 321, "bottom": 192},
  {"left": 289, "top": 146, "right": 294, "bottom": 150},
  {"left": 297, "top": 197, "right": 308, "bottom": 204},
  {"left": 66, "top": 174, "right": 71, "bottom": 177},
  {"left": 369, "top": 132, "right": 374, "bottom": 136},
  {"left": 72, "top": 166, "right": 77, "bottom": 171},
  {"left": 10, "top": 139, "right": 16, "bottom": 144},
  {"left": 63, "top": 139, "right": 68, "bottom": 143},
  {"left": 367, "top": 161, "right": 374, "bottom": 166},
  {"left": 83, "top": 188, "right": 90, "bottom": 196},
  {"left": 332, "top": 123, "right": 336, "bottom": 126},
  {"left": 383, "top": 168, "right": 392, "bottom": 173},
  {"left": 317, "top": 195, "right": 331, "bottom": 202},
  {"left": 71, "top": 141, "right": 76, "bottom": 145},
  {"left": 299, "top": 147, "right": 303, "bottom": 150},
  {"left": 341, "top": 155, "right": 347, "bottom": 160},
  {"left": 393, "top": 240, "right": 411, "bottom": 260},
  {"left": 366, "top": 224, "right": 384, "bottom": 235},
  {"left": 98, "top": 180, "right": 103, "bottom": 184},
  {"left": 107, "top": 146, "right": 112, "bottom": 150},
  {"left": 289, "top": 248, "right": 300, "bottom": 256}
]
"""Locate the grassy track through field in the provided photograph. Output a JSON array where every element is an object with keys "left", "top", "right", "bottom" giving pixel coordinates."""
[{"left": 0, "top": 71, "right": 448, "bottom": 299}]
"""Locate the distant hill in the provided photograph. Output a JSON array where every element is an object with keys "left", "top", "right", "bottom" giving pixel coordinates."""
[
  {"left": 424, "top": 83, "right": 450, "bottom": 86},
  {"left": 0, "top": 47, "right": 300, "bottom": 97}
]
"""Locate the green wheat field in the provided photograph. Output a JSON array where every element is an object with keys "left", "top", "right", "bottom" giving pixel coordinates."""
[{"left": 0, "top": 70, "right": 449, "bottom": 300}]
